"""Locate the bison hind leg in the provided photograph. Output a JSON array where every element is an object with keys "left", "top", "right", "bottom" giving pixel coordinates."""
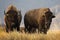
[{"left": 31, "top": 27, "right": 36, "bottom": 33}]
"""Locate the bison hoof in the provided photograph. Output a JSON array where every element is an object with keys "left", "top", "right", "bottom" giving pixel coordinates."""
[{"left": 43, "top": 32, "right": 47, "bottom": 34}]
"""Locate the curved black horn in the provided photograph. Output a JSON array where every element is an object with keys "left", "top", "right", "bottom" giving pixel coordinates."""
[
  {"left": 18, "top": 10, "right": 21, "bottom": 15},
  {"left": 4, "top": 10, "right": 5, "bottom": 15}
]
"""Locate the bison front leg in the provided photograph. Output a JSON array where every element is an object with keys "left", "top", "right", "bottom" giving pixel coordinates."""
[
  {"left": 24, "top": 27, "right": 28, "bottom": 33},
  {"left": 43, "top": 31, "right": 47, "bottom": 34},
  {"left": 25, "top": 25, "right": 31, "bottom": 33},
  {"left": 5, "top": 22, "right": 9, "bottom": 32},
  {"left": 24, "top": 21, "right": 29, "bottom": 33},
  {"left": 43, "top": 29, "right": 47, "bottom": 34},
  {"left": 17, "top": 26, "right": 20, "bottom": 31},
  {"left": 6, "top": 26, "right": 9, "bottom": 32},
  {"left": 24, "top": 27, "right": 27, "bottom": 33},
  {"left": 10, "top": 26, "right": 13, "bottom": 31}
]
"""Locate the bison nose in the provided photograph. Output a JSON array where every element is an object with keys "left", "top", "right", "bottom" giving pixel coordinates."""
[
  {"left": 11, "top": 23, "right": 15, "bottom": 26},
  {"left": 52, "top": 15, "right": 55, "bottom": 18}
]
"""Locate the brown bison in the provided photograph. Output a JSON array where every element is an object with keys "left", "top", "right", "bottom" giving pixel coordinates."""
[
  {"left": 24, "top": 8, "right": 55, "bottom": 34},
  {"left": 4, "top": 5, "right": 22, "bottom": 32}
]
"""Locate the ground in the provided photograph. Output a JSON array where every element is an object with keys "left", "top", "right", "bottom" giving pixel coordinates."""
[{"left": 0, "top": 26, "right": 60, "bottom": 40}]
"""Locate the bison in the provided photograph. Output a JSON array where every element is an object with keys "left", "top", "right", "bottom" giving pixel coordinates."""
[
  {"left": 4, "top": 5, "right": 22, "bottom": 32},
  {"left": 24, "top": 8, "right": 55, "bottom": 34}
]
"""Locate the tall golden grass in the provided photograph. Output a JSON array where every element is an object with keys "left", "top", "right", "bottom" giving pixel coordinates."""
[{"left": 0, "top": 27, "right": 60, "bottom": 40}]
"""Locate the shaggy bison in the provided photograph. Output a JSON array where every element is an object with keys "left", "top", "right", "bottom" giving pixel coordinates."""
[
  {"left": 24, "top": 8, "right": 55, "bottom": 34},
  {"left": 4, "top": 5, "right": 22, "bottom": 32}
]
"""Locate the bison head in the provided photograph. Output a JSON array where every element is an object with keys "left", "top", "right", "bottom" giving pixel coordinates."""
[
  {"left": 45, "top": 11, "right": 55, "bottom": 22},
  {"left": 4, "top": 5, "right": 18, "bottom": 26},
  {"left": 4, "top": 5, "right": 18, "bottom": 21},
  {"left": 45, "top": 10, "right": 55, "bottom": 30}
]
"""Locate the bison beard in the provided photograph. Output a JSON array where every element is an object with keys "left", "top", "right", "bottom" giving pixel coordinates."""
[{"left": 24, "top": 8, "right": 55, "bottom": 34}]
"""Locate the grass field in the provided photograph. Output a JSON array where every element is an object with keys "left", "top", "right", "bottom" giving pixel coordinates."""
[{"left": 0, "top": 27, "right": 60, "bottom": 40}]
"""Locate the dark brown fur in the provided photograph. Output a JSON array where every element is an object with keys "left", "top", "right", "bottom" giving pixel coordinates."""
[
  {"left": 4, "top": 5, "right": 22, "bottom": 32},
  {"left": 24, "top": 8, "right": 55, "bottom": 34}
]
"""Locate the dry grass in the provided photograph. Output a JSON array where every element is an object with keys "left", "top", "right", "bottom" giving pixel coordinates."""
[{"left": 0, "top": 27, "right": 60, "bottom": 40}]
